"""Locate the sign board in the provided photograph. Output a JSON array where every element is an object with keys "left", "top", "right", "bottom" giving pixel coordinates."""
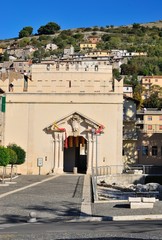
[{"left": 37, "top": 158, "right": 43, "bottom": 167}]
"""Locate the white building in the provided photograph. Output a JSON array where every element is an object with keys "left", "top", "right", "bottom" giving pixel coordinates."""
[{"left": 0, "top": 60, "right": 123, "bottom": 175}]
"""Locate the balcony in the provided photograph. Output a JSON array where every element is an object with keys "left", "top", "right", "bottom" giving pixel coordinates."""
[
  {"left": 141, "top": 124, "right": 162, "bottom": 133},
  {"left": 123, "top": 116, "right": 136, "bottom": 122},
  {"left": 123, "top": 131, "right": 138, "bottom": 140},
  {"left": 136, "top": 118, "right": 144, "bottom": 125}
]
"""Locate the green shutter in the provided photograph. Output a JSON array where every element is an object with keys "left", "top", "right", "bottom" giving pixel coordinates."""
[{"left": 1, "top": 96, "right": 6, "bottom": 112}]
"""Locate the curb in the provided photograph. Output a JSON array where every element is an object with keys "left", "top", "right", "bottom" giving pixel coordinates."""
[
  {"left": 80, "top": 175, "right": 92, "bottom": 217},
  {"left": 69, "top": 214, "right": 162, "bottom": 222},
  {"left": 113, "top": 214, "right": 162, "bottom": 221}
]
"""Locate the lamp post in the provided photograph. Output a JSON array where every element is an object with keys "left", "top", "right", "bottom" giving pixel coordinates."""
[
  {"left": 91, "top": 125, "right": 104, "bottom": 201},
  {"left": 91, "top": 129, "right": 99, "bottom": 201},
  {"left": 95, "top": 133, "right": 98, "bottom": 198}
]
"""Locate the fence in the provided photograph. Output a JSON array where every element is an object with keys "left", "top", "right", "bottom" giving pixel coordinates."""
[
  {"left": 128, "top": 165, "right": 162, "bottom": 175},
  {"left": 91, "top": 165, "right": 124, "bottom": 201},
  {"left": 93, "top": 165, "right": 124, "bottom": 176}
]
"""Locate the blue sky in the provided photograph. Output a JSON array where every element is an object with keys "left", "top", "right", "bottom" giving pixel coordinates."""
[{"left": 1, "top": 0, "right": 162, "bottom": 40}]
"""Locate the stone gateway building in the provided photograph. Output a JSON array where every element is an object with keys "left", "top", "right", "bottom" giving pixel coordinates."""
[{"left": 0, "top": 60, "right": 123, "bottom": 175}]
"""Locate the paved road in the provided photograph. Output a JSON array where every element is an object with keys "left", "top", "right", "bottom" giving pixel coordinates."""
[
  {"left": 0, "top": 174, "right": 162, "bottom": 239},
  {"left": 0, "top": 220, "right": 162, "bottom": 239}
]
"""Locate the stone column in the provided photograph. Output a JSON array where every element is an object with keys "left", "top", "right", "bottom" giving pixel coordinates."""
[
  {"left": 57, "top": 133, "right": 64, "bottom": 174},
  {"left": 53, "top": 132, "right": 59, "bottom": 173},
  {"left": 92, "top": 134, "right": 96, "bottom": 171},
  {"left": 86, "top": 137, "right": 91, "bottom": 174},
  {"left": 86, "top": 134, "right": 96, "bottom": 174}
]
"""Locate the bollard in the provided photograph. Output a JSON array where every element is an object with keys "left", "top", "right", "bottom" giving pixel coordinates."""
[
  {"left": 73, "top": 167, "right": 78, "bottom": 174},
  {"left": 27, "top": 211, "right": 37, "bottom": 223}
]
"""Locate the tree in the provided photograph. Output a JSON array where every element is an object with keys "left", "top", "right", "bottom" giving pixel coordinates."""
[
  {"left": 143, "top": 92, "right": 162, "bottom": 108},
  {"left": 37, "top": 22, "right": 60, "bottom": 35},
  {"left": 133, "top": 84, "right": 143, "bottom": 109},
  {"left": 73, "top": 33, "right": 84, "bottom": 41},
  {"left": 0, "top": 146, "right": 10, "bottom": 183},
  {"left": 7, "top": 144, "right": 26, "bottom": 165},
  {"left": 19, "top": 26, "right": 33, "bottom": 38},
  {"left": 109, "top": 36, "right": 121, "bottom": 49},
  {"left": 1, "top": 50, "right": 9, "bottom": 62},
  {"left": 7, "top": 148, "right": 17, "bottom": 182},
  {"left": 18, "top": 37, "right": 30, "bottom": 47},
  {"left": 33, "top": 48, "right": 46, "bottom": 62},
  {"left": 101, "top": 34, "right": 111, "bottom": 42},
  {"left": 113, "top": 68, "right": 122, "bottom": 80},
  {"left": 53, "top": 36, "right": 66, "bottom": 49}
]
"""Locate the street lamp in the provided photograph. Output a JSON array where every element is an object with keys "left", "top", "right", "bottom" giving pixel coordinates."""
[
  {"left": 91, "top": 125, "right": 104, "bottom": 201},
  {"left": 91, "top": 129, "right": 99, "bottom": 201}
]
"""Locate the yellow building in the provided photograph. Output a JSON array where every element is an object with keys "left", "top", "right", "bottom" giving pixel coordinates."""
[
  {"left": 136, "top": 108, "right": 162, "bottom": 172},
  {"left": 85, "top": 50, "right": 112, "bottom": 58},
  {"left": 142, "top": 76, "right": 162, "bottom": 99},
  {"left": 80, "top": 43, "right": 97, "bottom": 50}
]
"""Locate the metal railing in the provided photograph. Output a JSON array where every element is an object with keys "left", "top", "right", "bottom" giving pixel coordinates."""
[
  {"left": 141, "top": 124, "right": 162, "bottom": 133},
  {"left": 92, "top": 165, "right": 124, "bottom": 176},
  {"left": 91, "top": 165, "right": 124, "bottom": 202},
  {"left": 127, "top": 165, "right": 162, "bottom": 175}
]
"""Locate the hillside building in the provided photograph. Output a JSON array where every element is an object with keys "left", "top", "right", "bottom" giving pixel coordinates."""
[{"left": 136, "top": 109, "right": 162, "bottom": 170}]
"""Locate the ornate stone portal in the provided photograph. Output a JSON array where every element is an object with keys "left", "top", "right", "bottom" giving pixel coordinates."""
[{"left": 44, "top": 111, "right": 104, "bottom": 174}]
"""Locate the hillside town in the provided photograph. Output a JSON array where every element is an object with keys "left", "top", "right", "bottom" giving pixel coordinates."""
[
  {"left": 0, "top": 32, "right": 161, "bottom": 177},
  {"left": 1, "top": 0, "right": 162, "bottom": 236}
]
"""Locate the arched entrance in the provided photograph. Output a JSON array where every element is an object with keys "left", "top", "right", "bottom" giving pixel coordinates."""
[
  {"left": 43, "top": 111, "right": 105, "bottom": 175},
  {"left": 64, "top": 136, "right": 87, "bottom": 173}
]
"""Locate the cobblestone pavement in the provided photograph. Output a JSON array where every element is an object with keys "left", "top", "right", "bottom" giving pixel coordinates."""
[
  {"left": 0, "top": 174, "right": 162, "bottom": 224},
  {"left": 0, "top": 174, "right": 84, "bottom": 224}
]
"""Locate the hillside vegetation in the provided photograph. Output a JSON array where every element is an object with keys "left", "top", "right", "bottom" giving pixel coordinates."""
[{"left": 1, "top": 20, "right": 162, "bottom": 76}]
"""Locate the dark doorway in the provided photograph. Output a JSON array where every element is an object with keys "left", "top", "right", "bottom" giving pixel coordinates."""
[{"left": 63, "top": 136, "right": 87, "bottom": 173}]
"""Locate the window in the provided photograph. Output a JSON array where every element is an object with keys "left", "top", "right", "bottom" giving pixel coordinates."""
[
  {"left": 56, "top": 64, "right": 59, "bottom": 70},
  {"left": 159, "top": 116, "right": 162, "bottom": 121},
  {"left": 46, "top": 64, "right": 50, "bottom": 71},
  {"left": 147, "top": 116, "right": 152, "bottom": 121},
  {"left": 9, "top": 83, "right": 14, "bottom": 92},
  {"left": 148, "top": 125, "right": 152, "bottom": 130},
  {"left": 122, "top": 148, "right": 125, "bottom": 156},
  {"left": 94, "top": 65, "right": 98, "bottom": 71},
  {"left": 142, "top": 146, "right": 148, "bottom": 156},
  {"left": 159, "top": 125, "right": 162, "bottom": 130},
  {"left": 152, "top": 146, "right": 158, "bottom": 156},
  {"left": 66, "top": 64, "right": 69, "bottom": 71}
]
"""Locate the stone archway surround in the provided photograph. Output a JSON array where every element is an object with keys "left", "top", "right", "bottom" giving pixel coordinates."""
[
  {"left": 52, "top": 131, "right": 98, "bottom": 175},
  {"left": 44, "top": 111, "right": 104, "bottom": 175}
]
